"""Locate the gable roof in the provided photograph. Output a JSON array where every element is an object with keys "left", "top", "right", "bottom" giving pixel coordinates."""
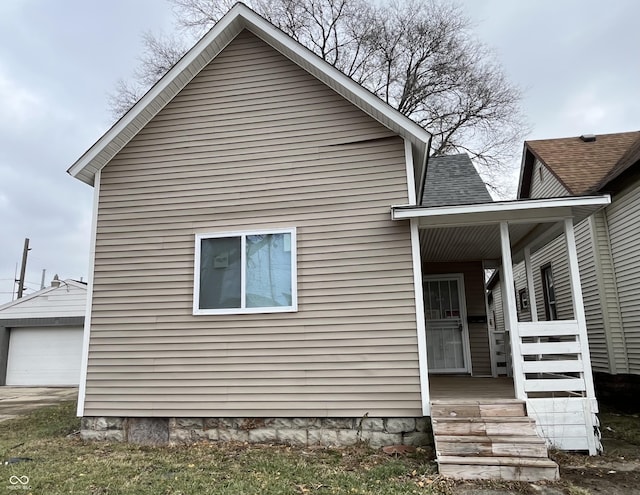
[
  {"left": 0, "top": 279, "right": 87, "bottom": 319},
  {"left": 421, "top": 153, "right": 492, "bottom": 207},
  {"left": 67, "top": 2, "right": 431, "bottom": 196},
  {"left": 518, "top": 131, "right": 640, "bottom": 198}
]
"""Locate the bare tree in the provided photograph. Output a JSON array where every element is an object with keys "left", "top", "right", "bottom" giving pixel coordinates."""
[{"left": 109, "top": 0, "right": 528, "bottom": 193}]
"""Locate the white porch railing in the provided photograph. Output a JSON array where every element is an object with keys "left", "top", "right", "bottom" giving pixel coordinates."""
[{"left": 512, "top": 320, "right": 601, "bottom": 454}]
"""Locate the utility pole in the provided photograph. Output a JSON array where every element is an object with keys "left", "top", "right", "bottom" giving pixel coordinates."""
[{"left": 17, "top": 238, "right": 30, "bottom": 299}]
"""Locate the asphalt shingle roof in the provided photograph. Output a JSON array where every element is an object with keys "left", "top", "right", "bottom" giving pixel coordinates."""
[
  {"left": 525, "top": 131, "right": 640, "bottom": 195},
  {"left": 422, "top": 153, "right": 492, "bottom": 206}
]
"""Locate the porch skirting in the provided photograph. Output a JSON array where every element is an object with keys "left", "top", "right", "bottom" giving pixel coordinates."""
[{"left": 80, "top": 416, "right": 433, "bottom": 447}]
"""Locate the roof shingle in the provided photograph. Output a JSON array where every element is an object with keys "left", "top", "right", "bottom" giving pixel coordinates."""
[
  {"left": 525, "top": 131, "right": 640, "bottom": 195},
  {"left": 422, "top": 153, "right": 492, "bottom": 206}
]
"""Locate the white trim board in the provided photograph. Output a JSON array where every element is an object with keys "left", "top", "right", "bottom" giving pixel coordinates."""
[
  {"left": 409, "top": 218, "right": 430, "bottom": 415},
  {"left": 77, "top": 169, "right": 101, "bottom": 417},
  {"left": 193, "top": 228, "right": 298, "bottom": 315},
  {"left": 391, "top": 195, "right": 611, "bottom": 226},
  {"left": 68, "top": 3, "right": 430, "bottom": 187}
]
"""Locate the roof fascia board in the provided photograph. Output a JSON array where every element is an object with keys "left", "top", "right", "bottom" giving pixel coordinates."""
[
  {"left": 392, "top": 194, "right": 610, "bottom": 220},
  {"left": 0, "top": 279, "right": 87, "bottom": 313},
  {"left": 68, "top": 3, "right": 430, "bottom": 185},
  {"left": 0, "top": 285, "right": 58, "bottom": 312},
  {"left": 68, "top": 4, "right": 246, "bottom": 183},
  {"left": 244, "top": 11, "right": 431, "bottom": 145},
  {"left": 523, "top": 145, "right": 575, "bottom": 195},
  {"left": 392, "top": 195, "right": 611, "bottom": 228},
  {"left": 64, "top": 280, "right": 88, "bottom": 290}
]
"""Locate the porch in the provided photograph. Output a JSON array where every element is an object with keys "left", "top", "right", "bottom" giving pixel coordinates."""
[{"left": 393, "top": 195, "right": 610, "bottom": 460}]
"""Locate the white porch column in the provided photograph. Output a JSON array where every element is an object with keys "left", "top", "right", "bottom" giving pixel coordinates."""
[
  {"left": 410, "top": 218, "right": 430, "bottom": 416},
  {"left": 523, "top": 246, "right": 538, "bottom": 322},
  {"left": 499, "top": 221, "right": 526, "bottom": 399},
  {"left": 563, "top": 218, "right": 597, "bottom": 400}
]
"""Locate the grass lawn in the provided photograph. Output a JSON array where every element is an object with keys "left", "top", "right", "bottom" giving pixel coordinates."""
[
  {"left": 1, "top": 401, "right": 639, "bottom": 495},
  {"left": 0, "top": 401, "right": 451, "bottom": 495}
]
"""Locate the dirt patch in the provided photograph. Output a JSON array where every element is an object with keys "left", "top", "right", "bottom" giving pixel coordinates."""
[
  {"left": 561, "top": 465, "right": 640, "bottom": 494},
  {"left": 552, "top": 435, "right": 640, "bottom": 495}
]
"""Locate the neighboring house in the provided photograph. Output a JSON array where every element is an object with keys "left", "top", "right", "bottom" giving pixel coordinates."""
[
  {"left": 491, "top": 131, "right": 640, "bottom": 407},
  {"left": 0, "top": 278, "right": 86, "bottom": 386},
  {"left": 67, "top": 3, "right": 611, "bottom": 479}
]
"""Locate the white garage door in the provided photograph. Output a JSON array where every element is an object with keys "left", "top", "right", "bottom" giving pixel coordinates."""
[{"left": 6, "top": 326, "right": 83, "bottom": 386}]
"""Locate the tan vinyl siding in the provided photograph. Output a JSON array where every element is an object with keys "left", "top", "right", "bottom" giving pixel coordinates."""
[
  {"left": 424, "top": 262, "right": 491, "bottom": 376},
  {"left": 606, "top": 182, "right": 640, "bottom": 374},
  {"left": 530, "top": 160, "right": 570, "bottom": 198},
  {"left": 85, "top": 30, "right": 420, "bottom": 418}
]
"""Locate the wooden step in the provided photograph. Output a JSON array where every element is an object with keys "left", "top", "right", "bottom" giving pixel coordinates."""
[
  {"left": 435, "top": 435, "right": 548, "bottom": 458},
  {"left": 431, "top": 400, "right": 526, "bottom": 419},
  {"left": 432, "top": 417, "right": 537, "bottom": 436},
  {"left": 437, "top": 455, "right": 559, "bottom": 482}
]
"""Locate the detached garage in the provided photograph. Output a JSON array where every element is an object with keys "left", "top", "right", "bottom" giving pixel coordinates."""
[{"left": 0, "top": 279, "right": 86, "bottom": 386}]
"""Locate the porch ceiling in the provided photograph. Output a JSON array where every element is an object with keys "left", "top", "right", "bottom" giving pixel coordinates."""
[{"left": 393, "top": 195, "right": 611, "bottom": 264}]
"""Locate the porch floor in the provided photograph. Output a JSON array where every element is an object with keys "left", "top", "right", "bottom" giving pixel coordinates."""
[{"left": 429, "top": 375, "right": 515, "bottom": 400}]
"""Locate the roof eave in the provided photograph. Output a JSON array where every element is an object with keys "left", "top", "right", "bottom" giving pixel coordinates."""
[
  {"left": 68, "top": 3, "right": 431, "bottom": 186},
  {"left": 391, "top": 194, "right": 611, "bottom": 226}
]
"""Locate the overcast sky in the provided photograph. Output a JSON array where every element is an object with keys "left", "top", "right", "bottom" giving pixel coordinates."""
[{"left": 0, "top": 0, "right": 638, "bottom": 303}]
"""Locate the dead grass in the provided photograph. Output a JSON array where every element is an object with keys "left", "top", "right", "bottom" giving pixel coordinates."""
[
  {"left": 3, "top": 401, "right": 638, "bottom": 494},
  {"left": 600, "top": 407, "right": 640, "bottom": 448}
]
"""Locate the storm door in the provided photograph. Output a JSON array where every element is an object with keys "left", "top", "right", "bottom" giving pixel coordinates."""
[{"left": 424, "top": 274, "right": 471, "bottom": 373}]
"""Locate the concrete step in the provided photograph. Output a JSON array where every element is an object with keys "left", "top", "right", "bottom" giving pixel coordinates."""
[
  {"left": 431, "top": 400, "right": 526, "bottom": 419},
  {"left": 437, "top": 455, "right": 559, "bottom": 482},
  {"left": 435, "top": 435, "right": 548, "bottom": 458}
]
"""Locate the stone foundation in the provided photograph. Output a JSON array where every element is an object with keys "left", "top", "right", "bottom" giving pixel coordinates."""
[{"left": 80, "top": 416, "right": 433, "bottom": 448}]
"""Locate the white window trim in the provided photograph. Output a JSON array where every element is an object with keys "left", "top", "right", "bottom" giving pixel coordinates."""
[{"left": 193, "top": 227, "right": 297, "bottom": 315}]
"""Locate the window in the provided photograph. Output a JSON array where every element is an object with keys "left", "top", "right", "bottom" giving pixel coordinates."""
[
  {"left": 194, "top": 229, "right": 297, "bottom": 314},
  {"left": 518, "top": 288, "right": 529, "bottom": 310},
  {"left": 541, "top": 264, "right": 557, "bottom": 320}
]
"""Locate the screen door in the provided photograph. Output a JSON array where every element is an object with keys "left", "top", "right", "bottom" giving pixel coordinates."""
[{"left": 424, "top": 275, "right": 470, "bottom": 373}]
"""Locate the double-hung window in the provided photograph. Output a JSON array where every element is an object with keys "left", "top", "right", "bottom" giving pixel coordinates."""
[{"left": 194, "top": 228, "right": 297, "bottom": 314}]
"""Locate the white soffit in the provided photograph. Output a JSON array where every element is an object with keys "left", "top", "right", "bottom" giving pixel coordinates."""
[
  {"left": 407, "top": 195, "right": 611, "bottom": 263},
  {"left": 67, "top": 3, "right": 431, "bottom": 187}
]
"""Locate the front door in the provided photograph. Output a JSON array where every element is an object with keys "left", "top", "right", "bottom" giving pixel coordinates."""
[{"left": 424, "top": 274, "right": 471, "bottom": 373}]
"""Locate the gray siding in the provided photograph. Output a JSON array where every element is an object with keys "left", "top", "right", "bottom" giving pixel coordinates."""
[
  {"left": 85, "top": 31, "right": 420, "bottom": 418},
  {"left": 493, "top": 284, "right": 504, "bottom": 334},
  {"left": 606, "top": 183, "right": 640, "bottom": 374},
  {"left": 531, "top": 232, "right": 574, "bottom": 322},
  {"left": 576, "top": 218, "right": 609, "bottom": 372},
  {"left": 494, "top": 214, "right": 628, "bottom": 375},
  {"left": 530, "top": 159, "right": 570, "bottom": 198}
]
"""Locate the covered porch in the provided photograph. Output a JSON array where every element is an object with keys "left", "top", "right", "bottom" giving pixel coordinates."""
[{"left": 394, "top": 195, "right": 610, "bottom": 454}]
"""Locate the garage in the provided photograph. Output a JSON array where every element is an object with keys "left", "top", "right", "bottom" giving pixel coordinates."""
[
  {"left": 6, "top": 326, "right": 83, "bottom": 386},
  {"left": 0, "top": 278, "right": 86, "bottom": 386}
]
